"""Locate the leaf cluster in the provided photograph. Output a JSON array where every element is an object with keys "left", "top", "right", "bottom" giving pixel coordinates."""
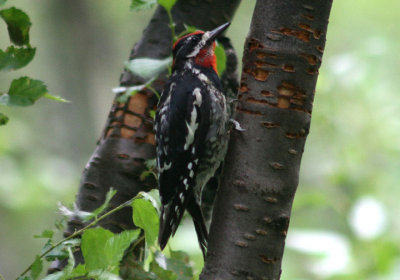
[
  {"left": 18, "top": 189, "right": 196, "bottom": 280},
  {"left": 0, "top": 1, "right": 67, "bottom": 126}
]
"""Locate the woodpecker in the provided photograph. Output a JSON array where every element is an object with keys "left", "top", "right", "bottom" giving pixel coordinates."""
[{"left": 154, "top": 22, "right": 231, "bottom": 258}]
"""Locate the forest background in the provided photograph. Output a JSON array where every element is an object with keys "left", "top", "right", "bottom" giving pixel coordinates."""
[{"left": 1, "top": 0, "right": 399, "bottom": 279}]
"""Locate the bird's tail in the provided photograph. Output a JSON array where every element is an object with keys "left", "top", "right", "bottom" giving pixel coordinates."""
[
  {"left": 158, "top": 195, "right": 209, "bottom": 260},
  {"left": 186, "top": 196, "right": 208, "bottom": 259},
  {"left": 158, "top": 197, "right": 185, "bottom": 251}
]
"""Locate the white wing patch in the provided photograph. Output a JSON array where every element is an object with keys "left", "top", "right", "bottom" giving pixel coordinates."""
[
  {"left": 183, "top": 88, "right": 202, "bottom": 151},
  {"left": 159, "top": 161, "right": 172, "bottom": 172},
  {"left": 184, "top": 110, "right": 198, "bottom": 150},
  {"left": 193, "top": 87, "right": 202, "bottom": 106},
  {"left": 178, "top": 192, "right": 185, "bottom": 204}
]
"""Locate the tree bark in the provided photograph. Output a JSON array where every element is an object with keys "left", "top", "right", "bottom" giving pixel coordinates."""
[
  {"left": 201, "top": 1, "right": 333, "bottom": 279},
  {"left": 49, "top": 0, "right": 241, "bottom": 273}
]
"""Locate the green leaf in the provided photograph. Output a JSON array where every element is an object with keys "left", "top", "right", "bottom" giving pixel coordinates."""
[
  {"left": 82, "top": 228, "right": 113, "bottom": 271},
  {"left": 131, "top": 193, "right": 159, "bottom": 268},
  {"left": 130, "top": 0, "right": 157, "bottom": 11},
  {"left": 54, "top": 217, "right": 66, "bottom": 231},
  {"left": 117, "top": 91, "right": 134, "bottom": 104},
  {"left": 0, "top": 7, "right": 31, "bottom": 46},
  {"left": 114, "top": 85, "right": 143, "bottom": 103},
  {"left": 81, "top": 227, "right": 140, "bottom": 274},
  {"left": 157, "top": 0, "right": 177, "bottom": 12},
  {"left": 40, "top": 239, "right": 53, "bottom": 257},
  {"left": 67, "top": 264, "right": 87, "bottom": 279},
  {"left": 150, "top": 260, "right": 176, "bottom": 280},
  {"left": 168, "top": 251, "right": 193, "bottom": 280},
  {"left": 154, "top": 251, "right": 193, "bottom": 280},
  {"left": 44, "top": 247, "right": 68, "bottom": 262},
  {"left": 88, "top": 270, "right": 123, "bottom": 280},
  {"left": 105, "top": 230, "right": 141, "bottom": 267},
  {"left": 149, "top": 110, "right": 156, "bottom": 119},
  {"left": 17, "top": 277, "right": 32, "bottom": 280},
  {"left": 0, "top": 46, "right": 35, "bottom": 71},
  {"left": 43, "top": 93, "right": 70, "bottom": 103},
  {"left": 120, "top": 258, "right": 158, "bottom": 280},
  {"left": 214, "top": 42, "right": 226, "bottom": 76},
  {"left": 41, "top": 271, "right": 64, "bottom": 280},
  {"left": 0, "top": 77, "right": 47, "bottom": 106},
  {"left": 124, "top": 57, "right": 172, "bottom": 80},
  {"left": 145, "top": 158, "right": 157, "bottom": 170},
  {"left": 140, "top": 159, "right": 157, "bottom": 181},
  {"left": 34, "top": 229, "right": 54, "bottom": 239},
  {"left": 44, "top": 238, "right": 80, "bottom": 261},
  {"left": 132, "top": 195, "right": 159, "bottom": 246},
  {"left": 63, "top": 245, "right": 75, "bottom": 274},
  {"left": 42, "top": 246, "right": 76, "bottom": 280},
  {"left": 0, "top": 112, "right": 9, "bottom": 125},
  {"left": 30, "top": 256, "right": 43, "bottom": 280},
  {"left": 146, "top": 188, "right": 161, "bottom": 210},
  {"left": 42, "top": 264, "right": 87, "bottom": 280}
]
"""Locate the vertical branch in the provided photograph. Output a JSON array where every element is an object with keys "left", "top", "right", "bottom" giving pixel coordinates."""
[{"left": 202, "top": 0, "right": 333, "bottom": 279}]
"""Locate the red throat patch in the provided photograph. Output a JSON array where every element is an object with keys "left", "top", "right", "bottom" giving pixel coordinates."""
[{"left": 194, "top": 43, "right": 218, "bottom": 74}]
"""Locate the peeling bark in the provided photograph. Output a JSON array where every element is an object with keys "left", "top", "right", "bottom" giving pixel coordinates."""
[
  {"left": 201, "top": 1, "right": 333, "bottom": 279},
  {"left": 48, "top": 0, "right": 240, "bottom": 273}
]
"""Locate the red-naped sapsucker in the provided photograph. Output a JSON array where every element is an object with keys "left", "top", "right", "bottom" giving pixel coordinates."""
[{"left": 154, "top": 22, "right": 231, "bottom": 258}]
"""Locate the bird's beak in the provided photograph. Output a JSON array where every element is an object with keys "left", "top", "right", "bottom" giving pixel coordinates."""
[{"left": 206, "top": 22, "right": 230, "bottom": 43}]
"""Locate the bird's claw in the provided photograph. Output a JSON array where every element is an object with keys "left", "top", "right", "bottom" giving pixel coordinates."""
[{"left": 230, "top": 119, "right": 245, "bottom": 132}]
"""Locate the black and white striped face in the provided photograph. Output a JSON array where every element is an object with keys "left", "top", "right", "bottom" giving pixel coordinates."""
[
  {"left": 172, "top": 31, "right": 208, "bottom": 62},
  {"left": 172, "top": 22, "right": 230, "bottom": 63}
]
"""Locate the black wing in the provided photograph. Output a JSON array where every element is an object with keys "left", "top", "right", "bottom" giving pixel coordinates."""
[{"left": 155, "top": 75, "right": 210, "bottom": 253}]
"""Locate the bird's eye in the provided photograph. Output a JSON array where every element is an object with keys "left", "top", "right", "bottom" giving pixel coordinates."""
[{"left": 192, "top": 37, "right": 200, "bottom": 42}]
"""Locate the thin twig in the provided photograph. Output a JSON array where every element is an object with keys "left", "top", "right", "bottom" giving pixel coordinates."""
[
  {"left": 147, "top": 85, "right": 160, "bottom": 100},
  {"left": 131, "top": 235, "right": 146, "bottom": 252},
  {"left": 166, "top": 10, "right": 176, "bottom": 42},
  {"left": 19, "top": 198, "right": 135, "bottom": 278}
]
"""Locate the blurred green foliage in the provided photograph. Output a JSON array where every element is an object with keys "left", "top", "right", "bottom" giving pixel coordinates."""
[{"left": 0, "top": 0, "right": 399, "bottom": 279}]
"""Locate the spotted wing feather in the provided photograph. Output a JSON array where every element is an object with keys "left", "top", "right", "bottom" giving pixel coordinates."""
[{"left": 155, "top": 75, "right": 210, "bottom": 252}]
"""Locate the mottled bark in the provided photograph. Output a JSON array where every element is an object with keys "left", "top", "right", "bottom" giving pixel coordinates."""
[
  {"left": 49, "top": 0, "right": 241, "bottom": 273},
  {"left": 201, "top": 1, "right": 333, "bottom": 279}
]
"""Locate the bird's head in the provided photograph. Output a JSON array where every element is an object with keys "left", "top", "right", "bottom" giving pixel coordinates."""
[{"left": 172, "top": 22, "right": 230, "bottom": 74}]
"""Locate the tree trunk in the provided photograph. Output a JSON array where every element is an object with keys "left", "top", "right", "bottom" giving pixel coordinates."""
[
  {"left": 49, "top": 0, "right": 241, "bottom": 273},
  {"left": 201, "top": 1, "right": 333, "bottom": 279}
]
